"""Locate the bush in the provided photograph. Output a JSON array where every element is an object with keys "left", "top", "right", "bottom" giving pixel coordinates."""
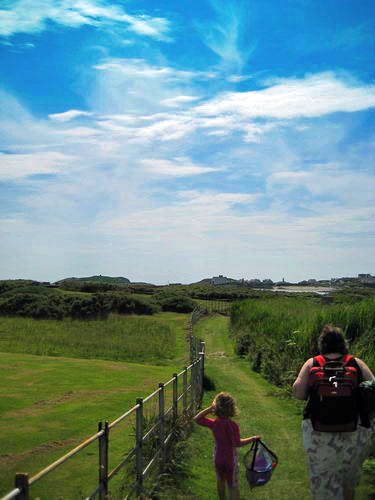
[
  {"left": 109, "top": 293, "right": 161, "bottom": 315},
  {"left": 157, "top": 294, "right": 195, "bottom": 313},
  {"left": 0, "top": 289, "right": 161, "bottom": 320},
  {"left": 0, "top": 293, "right": 66, "bottom": 320}
]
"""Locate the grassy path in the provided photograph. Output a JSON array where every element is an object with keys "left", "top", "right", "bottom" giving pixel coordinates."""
[{"left": 176, "top": 314, "right": 373, "bottom": 500}]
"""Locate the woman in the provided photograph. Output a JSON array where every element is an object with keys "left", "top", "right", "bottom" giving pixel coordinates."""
[{"left": 293, "top": 324, "right": 374, "bottom": 500}]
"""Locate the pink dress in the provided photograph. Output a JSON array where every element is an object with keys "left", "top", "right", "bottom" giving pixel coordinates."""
[{"left": 196, "top": 416, "right": 241, "bottom": 487}]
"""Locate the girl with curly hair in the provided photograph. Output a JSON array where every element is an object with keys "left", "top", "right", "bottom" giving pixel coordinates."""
[{"left": 194, "top": 392, "right": 260, "bottom": 500}]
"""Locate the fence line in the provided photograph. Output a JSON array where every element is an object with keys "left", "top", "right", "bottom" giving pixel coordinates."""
[
  {"left": 1, "top": 312, "right": 206, "bottom": 500},
  {"left": 195, "top": 299, "right": 232, "bottom": 316}
]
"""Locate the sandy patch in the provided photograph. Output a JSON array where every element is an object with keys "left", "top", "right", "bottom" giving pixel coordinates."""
[{"left": 0, "top": 438, "right": 79, "bottom": 466}]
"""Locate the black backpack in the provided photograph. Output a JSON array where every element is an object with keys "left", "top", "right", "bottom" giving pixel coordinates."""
[{"left": 305, "top": 354, "right": 365, "bottom": 432}]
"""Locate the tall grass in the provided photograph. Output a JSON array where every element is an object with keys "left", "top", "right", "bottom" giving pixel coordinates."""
[
  {"left": 0, "top": 315, "right": 176, "bottom": 362},
  {"left": 230, "top": 297, "right": 375, "bottom": 387}
]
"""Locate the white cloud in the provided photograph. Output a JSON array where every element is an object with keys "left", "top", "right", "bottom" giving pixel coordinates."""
[
  {"left": 94, "top": 58, "right": 215, "bottom": 81},
  {"left": 0, "top": 0, "right": 172, "bottom": 40},
  {"left": 0, "top": 151, "right": 74, "bottom": 180},
  {"left": 226, "top": 74, "right": 253, "bottom": 83},
  {"left": 195, "top": 72, "right": 375, "bottom": 119},
  {"left": 161, "top": 95, "right": 201, "bottom": 107},
  {"left": 140, "top": 157, "right": 219, "bottom": 177},
  {"left": 48, "top": 109, "right": 93, "bottom": 121}
]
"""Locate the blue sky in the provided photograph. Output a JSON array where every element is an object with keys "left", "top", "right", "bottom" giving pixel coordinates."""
[{"left": 0, "top": 0, "right": 374, "bottom": 284}]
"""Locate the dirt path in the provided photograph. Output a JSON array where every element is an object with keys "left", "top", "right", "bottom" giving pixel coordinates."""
[{"left": 179, "top": 314, "right": 372, "bottom": 500}]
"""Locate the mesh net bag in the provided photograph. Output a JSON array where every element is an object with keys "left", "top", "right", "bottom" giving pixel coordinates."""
[{"left": 243, "top": 439, "right": 278, "bottom": 488}]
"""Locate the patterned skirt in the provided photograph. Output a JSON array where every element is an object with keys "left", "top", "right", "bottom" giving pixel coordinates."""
[{"left": 302, "top": 419, "right": 372, "bottom": 500}]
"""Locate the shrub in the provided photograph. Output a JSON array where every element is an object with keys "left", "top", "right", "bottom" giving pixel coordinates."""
[
  {"left": 109, "top": 293, "right": 160, "bottom": 315},
  {"left": 157, "top": 295, "right": 195, "bottom": 313}
]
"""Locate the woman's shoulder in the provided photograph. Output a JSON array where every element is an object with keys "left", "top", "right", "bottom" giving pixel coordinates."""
[
  {"left": 302, "top": 357, "right": 315, "bottom": 368},
  {"left": 353, "top": 357, "right": 375, "bottom": 381}
]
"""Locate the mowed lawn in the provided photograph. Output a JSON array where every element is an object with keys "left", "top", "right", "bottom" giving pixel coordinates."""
[{"left": 0, "top": 312, "right": 190, "bottom": 499}]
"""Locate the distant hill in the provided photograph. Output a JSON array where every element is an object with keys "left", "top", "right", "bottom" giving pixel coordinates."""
[
  {"left": 55, "top": 275, "right": 131, "bottom": 285},
  {"left": 190, "top": 278, "right": 212, "bottom": 285},
  {"left": 190, "top": 277, "right": 238, "bottom": 285}
]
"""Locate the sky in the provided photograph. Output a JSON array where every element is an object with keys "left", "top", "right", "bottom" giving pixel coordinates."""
[{"left": 0, "top": 0, "right": 374, "bottom": 285}]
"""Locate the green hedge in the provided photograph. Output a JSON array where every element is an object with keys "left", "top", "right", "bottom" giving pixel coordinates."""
[{"left": 230, "top": 296, "right": 375, "bottom": 388}]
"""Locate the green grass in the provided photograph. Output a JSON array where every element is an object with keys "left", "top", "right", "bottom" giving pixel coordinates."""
[
  {"left": 0, "top": 314, "right": 179, "bottom": 363},
  {"left": 0, "top": 351, "right": 183, "bottom": 498},
  {"left": 0, "top": 311, "right": 191, "bottom": 499}
]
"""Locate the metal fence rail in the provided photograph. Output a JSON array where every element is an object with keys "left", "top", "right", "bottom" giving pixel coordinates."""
[{"left": 1, "top": 312, "right": 205, "bottom": 500}]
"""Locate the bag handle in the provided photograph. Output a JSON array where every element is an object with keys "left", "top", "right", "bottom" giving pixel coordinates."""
[
  {"left": 258, "top": 439, "right": 278, "bottom": 465},
  {"left": 250, "top": 438, "right": 259, "bottom": 470}
]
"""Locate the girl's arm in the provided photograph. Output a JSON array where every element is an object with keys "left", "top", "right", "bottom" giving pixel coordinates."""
[
  {"left": 193, "top": 405, "right": 214, "bottom": 422},
  {"left": 237, "top": 435, "right": 261, "bottom": 447}
]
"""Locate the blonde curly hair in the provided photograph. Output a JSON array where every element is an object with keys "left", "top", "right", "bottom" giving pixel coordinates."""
[{"left": 213, "top": 392, "right": 238, "bottom": 418}]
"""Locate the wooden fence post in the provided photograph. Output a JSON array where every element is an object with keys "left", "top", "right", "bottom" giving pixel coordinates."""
[
  {"left": 182, "top": 367, "right": 187, "bottom": 413},
  {"left": 135, "top": 398, "right": 143, "bottom": 496},
  {"left": 15, "top": 473, "right": 29, "bottom": 500},
  {"left": 192, "top": 360, "right": 198, "bottom": 411},
  {"left": 199, "top": 342, "right": 205, "bottom": 403},
  {"left": 98, "top": 421, "right": 109, "bottom": 500},
  {"left": 159, "top": 383, "right": 166, "bottom": 469},
  {"left": 172, "top": 373, "right": 178, "bottom": 425}
]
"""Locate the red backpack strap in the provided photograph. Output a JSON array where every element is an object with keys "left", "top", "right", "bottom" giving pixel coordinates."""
[
  {"left": 313, "top": 355, "right": 326, "bottom": 367},
  {"left": 342, "top": 354, "right": 354, "bottom": 366}
]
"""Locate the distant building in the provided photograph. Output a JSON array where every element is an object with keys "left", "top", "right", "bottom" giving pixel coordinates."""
[
  {"left": 211, "top": 275, "right": 231, "bottom": 285},
  {"left": 262, "top": 279, "right": 274, "bottom": 284},
  {"left": 331, "top": 277, "right": 357, "bottom": 285},
  {"left": 359, "top": 275, "right": 375, "bottom": 284}
]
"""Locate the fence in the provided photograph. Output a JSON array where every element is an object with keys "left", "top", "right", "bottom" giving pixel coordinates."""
[
  {"left": 194, "top": 299, "right": 232, "bottom": 315},
  {"left": 1, "top": 321, "right": 205, "bottom": 500}
]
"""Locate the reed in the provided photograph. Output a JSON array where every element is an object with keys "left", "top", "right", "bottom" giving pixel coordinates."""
[{"left": 230, "top": 297, "right": 375, "bottom": 387}]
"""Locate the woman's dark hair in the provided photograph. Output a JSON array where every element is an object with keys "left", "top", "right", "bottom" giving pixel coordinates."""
[{"left": 318, "top": 324, "right": 348, "bottom": 355}]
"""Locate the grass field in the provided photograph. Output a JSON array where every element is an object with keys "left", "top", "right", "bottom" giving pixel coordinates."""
[
  {"left": 0, "top": 312, "right": 190, "bottom": 499},
  {"left": 0, "top": 313, "right": 179, "bottom": 363}
]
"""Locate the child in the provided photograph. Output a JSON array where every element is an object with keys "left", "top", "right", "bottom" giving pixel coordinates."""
[{"left": 194, "top": 392, "right": 260, "bottom": 500}]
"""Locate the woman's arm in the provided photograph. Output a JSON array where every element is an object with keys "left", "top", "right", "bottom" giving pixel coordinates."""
[
  {"left": 292, "top": 358, "right": 313, "bottom": 400},
  {"left": 355, "top": 358, "right": 375, "bottom": 382}
]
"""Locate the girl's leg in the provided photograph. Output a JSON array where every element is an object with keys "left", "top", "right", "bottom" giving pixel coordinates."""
[
  {"left": 228, "top": 486, "right": 240, "bottom": 500},
  {"left": 216, "top": 478, "right": 226, "bottom": 500}
]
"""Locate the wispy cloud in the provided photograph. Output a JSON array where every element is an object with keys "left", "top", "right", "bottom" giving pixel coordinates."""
[
  {"left": 0, "top": 151, "right": 75, "bottom": 180},
  {"left": 140, "top": 157, "right": 220, "bottom": 177},
  {"left": 161, "top": 95, "right": 201, "bottom": 107},
  {"left": 0, "top": 0, "right": 172, "bottom": 40},
  {"left": 196, "top": 0, "right": 256, "bottom": 74},
  {"left": 49, "top": 110, "right": 93, "bottom": 121}
]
